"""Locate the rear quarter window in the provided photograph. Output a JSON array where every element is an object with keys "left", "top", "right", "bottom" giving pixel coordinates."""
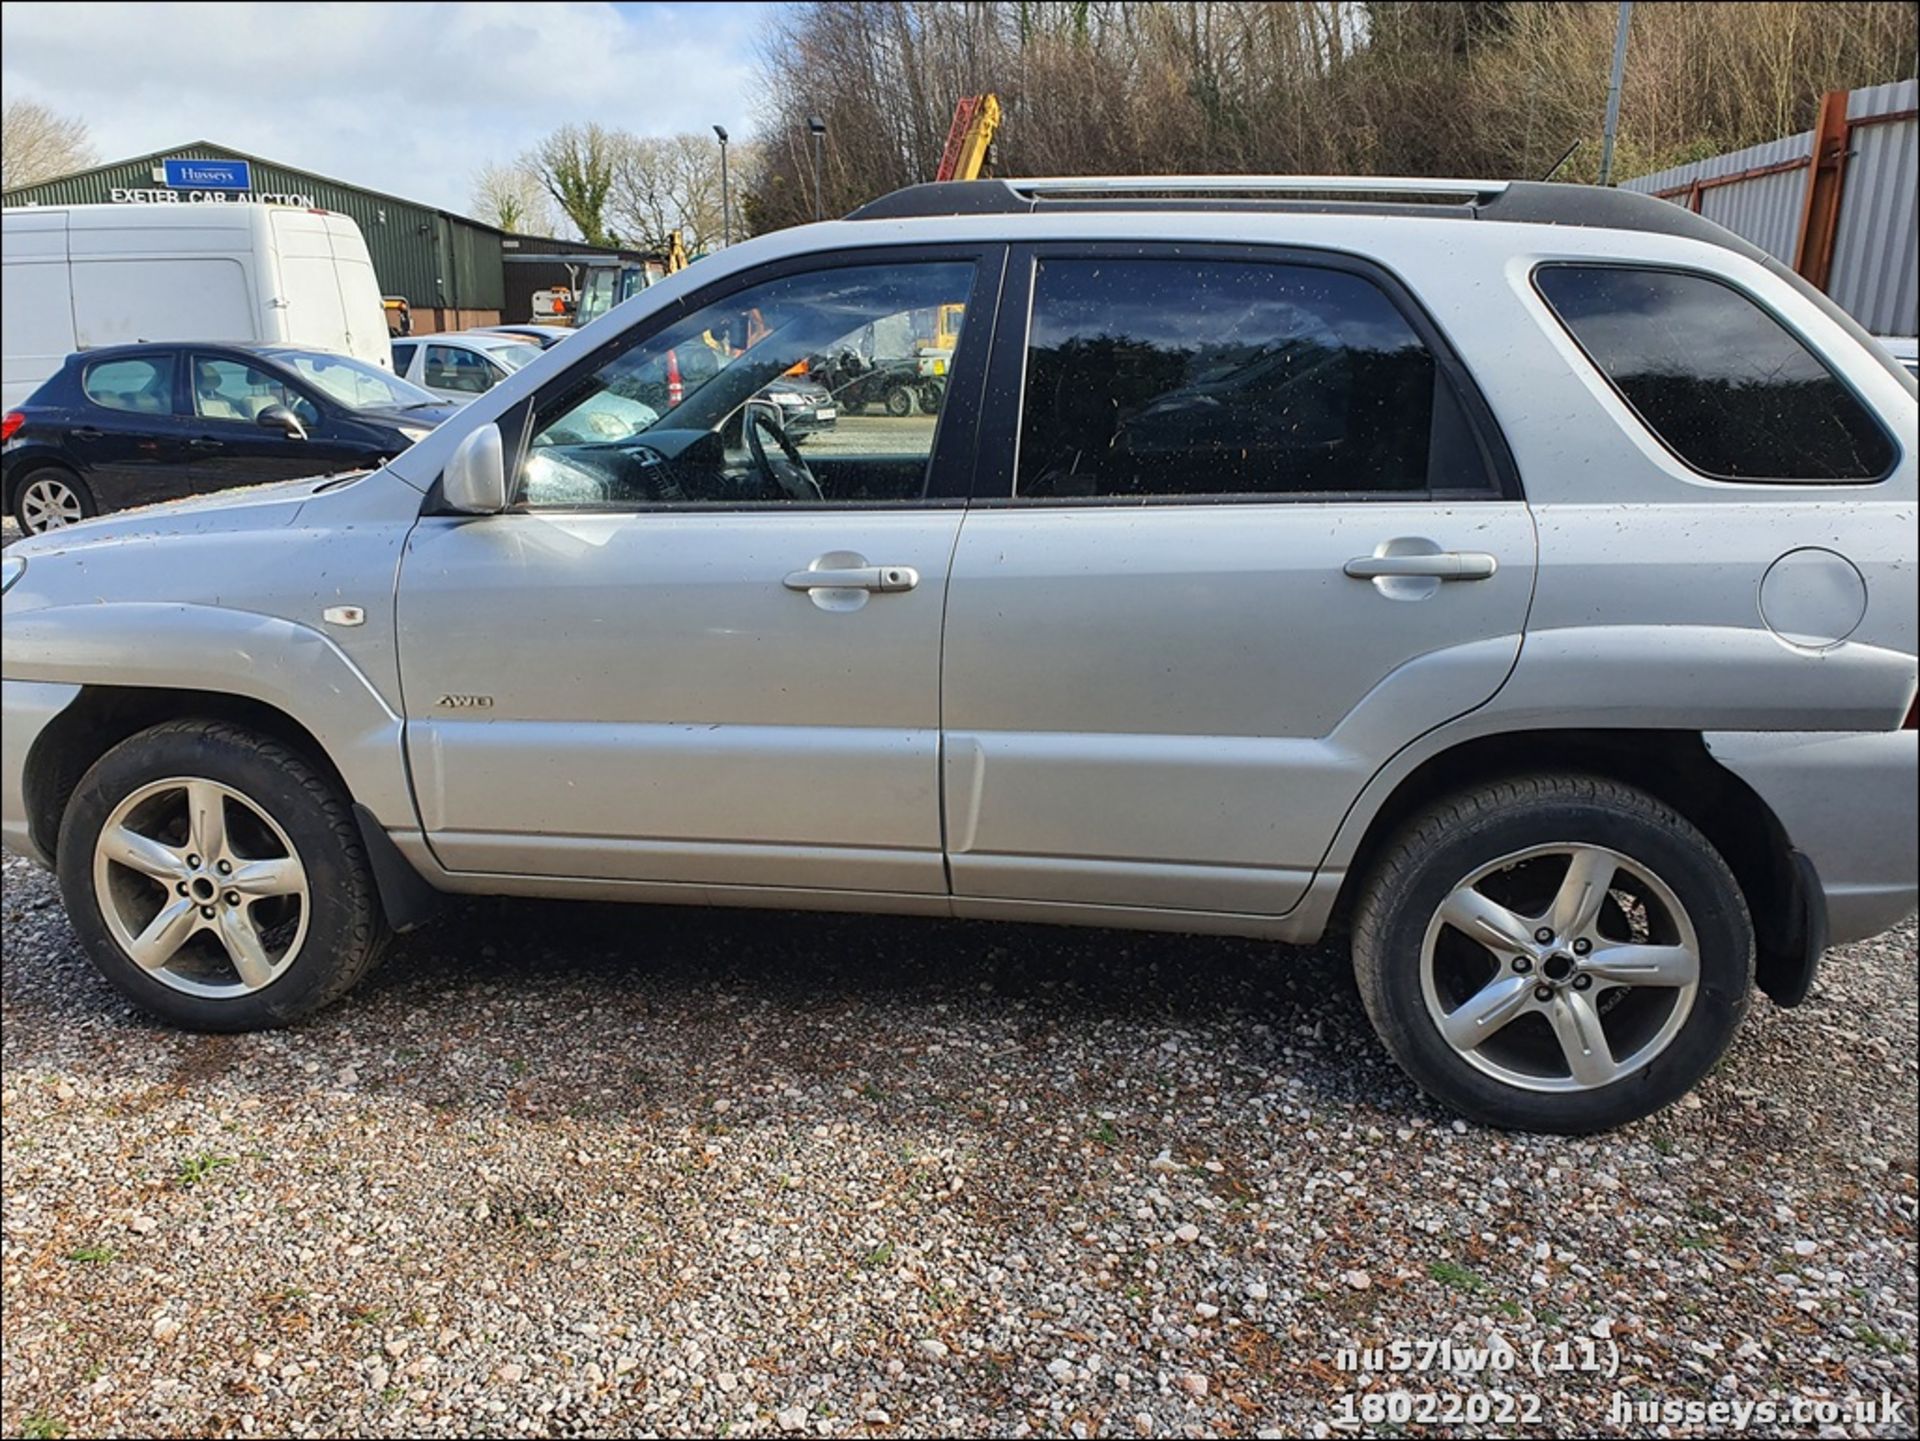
[{"left": 1534, "top": 264, "right": 1895, "bottom": 483}]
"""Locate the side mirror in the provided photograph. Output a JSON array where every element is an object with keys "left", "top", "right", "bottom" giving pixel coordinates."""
[
  {"left": 257, "top": 404, "right": 308, "bottom": 441},
  {"left": 442, "top": 422, "right": 506, "bottom": 513}
]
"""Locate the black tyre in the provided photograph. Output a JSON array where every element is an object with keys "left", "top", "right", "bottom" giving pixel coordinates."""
[
  {"left": 1352, "top": 774, "right": 1753, "bottom": 1134},
  {"left": 884, "top": 384, "right": 914, "bottom": 418},
  {"left": 13, "top": 467, "right": 95, "bottom": 534},
  {"left": 56, "top": 720, "right": 388, "bottom": 1031}
]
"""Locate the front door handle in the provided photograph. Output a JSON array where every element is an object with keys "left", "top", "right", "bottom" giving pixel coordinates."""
[
  {"left": 190, "top": 437, "right": 225, "bottom": 450},
  {"left": 1344, "top": 552, "right": 1497, "bottom": 581},
  {"left": 783, "top": 564, "right": 919, "bottom": 593}
]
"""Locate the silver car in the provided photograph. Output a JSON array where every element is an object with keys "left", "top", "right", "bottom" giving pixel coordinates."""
[{"left": 4, "top": 176, "right": 1916, "bottom": 1133}]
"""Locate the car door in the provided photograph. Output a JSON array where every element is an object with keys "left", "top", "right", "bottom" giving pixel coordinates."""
[
  {"left": 940, "top": 244, "right": 1537, "bottom": 918},
  {"left": 63, "top": 351, "right": 200, "bottom": 508},
  {"left": 183, "top": 351, "right": 363, "bottom": 490},
  {"left": 395, "top": 246, "right": 1001, "bottom": 896}
]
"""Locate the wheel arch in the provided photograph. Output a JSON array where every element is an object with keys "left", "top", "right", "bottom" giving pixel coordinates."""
[
  {"left": 4, "top": 454, "right": 84, "bottom": 513},
  {"left": 1331, "top": 728, "right": 1815, "bottom": 1006},
  {"left": 24, "top": 684, "right": 438, "bottom": 932}
]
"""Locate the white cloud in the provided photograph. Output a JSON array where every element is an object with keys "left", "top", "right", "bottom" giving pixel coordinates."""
[{"left": 1, "top": 1, "right": 772, "bottom": 216}]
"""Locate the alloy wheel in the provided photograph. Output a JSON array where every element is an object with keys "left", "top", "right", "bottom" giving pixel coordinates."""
[
  {"left": 19, "top": 476, "right": 84, "bottom": 532},
  {"left": 1420, "top": 843, "right": 1700, "bottom": 1093},
  {"left": 91, "top": 776, "right": 311, "bottom": 998}
]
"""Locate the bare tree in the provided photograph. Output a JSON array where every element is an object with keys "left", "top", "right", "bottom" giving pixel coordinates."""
[
  {"left": 526, "top": 124, "right": 621, "bottom": 246},
  {"left": 470, "top": 162, "right": 556, "bottom": 235},
  {"left": 2, "top": 98, "right": 98, "bottom": 189},
  {"left": 608, "top": 132, "right": 738, "bottom": 253},
  {"left": 745, "top": 1, "right": 1917, "bottom": 230}
]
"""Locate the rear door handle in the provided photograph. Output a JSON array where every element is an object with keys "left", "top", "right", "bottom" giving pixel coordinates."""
[
  {"left": 784, "top": 565, "right": 919, "bottom": 593},
  {"left": 1344, "top": 552, "right": 1497, "bottom": 581},
  {"left": 71, "top": 426, "right": 103, "bottom": 440}
]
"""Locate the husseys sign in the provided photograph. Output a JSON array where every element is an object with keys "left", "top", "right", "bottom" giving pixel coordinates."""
[{"left": 109, "top": 158, "right": 314, "bottom": 208}]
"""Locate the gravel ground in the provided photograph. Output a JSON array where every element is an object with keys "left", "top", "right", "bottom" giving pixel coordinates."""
[{"left": 2, "top": 850, "right": 1914, "bottom": 1439}]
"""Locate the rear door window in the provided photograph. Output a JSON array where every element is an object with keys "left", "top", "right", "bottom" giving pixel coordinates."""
[
  {"left": 1534, "top": 265, "right": 1895, "bottom": 482},
  {"left": 1014, "top": 257, "right": 1488, "bottom": 499},
  {"left": 81, "top": 355, "right": 177, "bottom": 415}
]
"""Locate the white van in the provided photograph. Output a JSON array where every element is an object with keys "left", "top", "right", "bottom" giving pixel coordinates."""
[{"left": 1, "top": 204, "right": 389, "bottom": 407}]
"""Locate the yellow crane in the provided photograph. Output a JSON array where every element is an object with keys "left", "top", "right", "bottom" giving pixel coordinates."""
[
  {"left": 936, "top": 92, "right": 1002, "bottom": 184},
  {"left": 916, "top": 93, "right": 1001, "bottom": 385}
]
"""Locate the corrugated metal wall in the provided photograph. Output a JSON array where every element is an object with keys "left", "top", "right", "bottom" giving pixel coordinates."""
[
  {"left": 1623, "top": 79, "right": 1917, "bottom": 335},
  {"left": 1831, "top": 81, "right": 1918, "bottom": 338},
  {"left": 3, "top": 143, "right": 505, "bottom": 311}
]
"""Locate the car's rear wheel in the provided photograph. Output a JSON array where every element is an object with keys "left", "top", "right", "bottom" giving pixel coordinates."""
[
  {"left": 13, "top": 468, "right": 94, "bottom": 534},
  {"left": 56, "top": 720, "right": 388, "bottom": 1030},
  {"left": 1352, "top": 774, "right": 1753, "bottom": 1133}
]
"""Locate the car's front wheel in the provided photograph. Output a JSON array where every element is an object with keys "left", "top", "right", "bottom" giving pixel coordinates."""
[
  {"left": 57, "top": 720, "right": 388, "bottom": 1030},
  {"left": 13, "top": 467, "right": 95, "bottom": 534},
  {"left": 1352, "top": 774, "right": 1753, "bottom": 1133}
]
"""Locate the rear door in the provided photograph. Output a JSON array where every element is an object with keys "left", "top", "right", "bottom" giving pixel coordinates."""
[
  {"left": 64, "top": 351, "right": 199, "bottom": 508},
  {"left": 266, "top": 210, "right": 353, "bottom": 356},
  {"left": 320, "top": 214, "right": 389, "bottom": 368},
  {"left": 940, "top": 245, "right": 1536, "bottom": 917}
]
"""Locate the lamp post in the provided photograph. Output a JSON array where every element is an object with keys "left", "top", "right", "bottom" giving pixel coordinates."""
[
  {"left": 1597, "top": 1, "right": 1633, "bottom": 187},
  {"left": 712, "top": 124, "right": 731, "bottom": 247},
  {"left": 807, "top": 114, "right": 827, "bottom": 221}
]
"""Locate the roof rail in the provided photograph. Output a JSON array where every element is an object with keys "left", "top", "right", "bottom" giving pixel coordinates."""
[
  {"left": 841, "top": 177, "right": 1774, "bottom": 267},
  {"left": 1006, "top": 175, "right": 1510, "bottom": 202},
  {"left": 847, "top": 176, "right": 1512, "bottom": 221}
]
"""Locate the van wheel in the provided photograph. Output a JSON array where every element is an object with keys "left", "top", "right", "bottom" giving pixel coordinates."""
[
  {"left": 56, "top": 720, "right": 388, "bottom": 1031},
  {"left": 1351, "top": 774, "right": 1753, "bottom": 1134},
  {"left": 14, "top": 468, "right": 94, "bottom": 533},
  {"left": 884, "top": 384, "right": 914, "bottom": 417}
]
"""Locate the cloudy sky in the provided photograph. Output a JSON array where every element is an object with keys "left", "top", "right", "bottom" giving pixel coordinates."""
[{"left": 2, "top": 1, "right": 776, "bottom": 215}]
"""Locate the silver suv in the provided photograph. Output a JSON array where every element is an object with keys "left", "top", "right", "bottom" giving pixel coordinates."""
[{"left": 4, "top": 177, "right": 1915, "bottom": 1133}]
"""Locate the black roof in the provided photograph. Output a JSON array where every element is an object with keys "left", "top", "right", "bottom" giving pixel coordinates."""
[
  {"left": 66, "top": 340, "right": 334, "bottom": 361},
  {"left": 846, "top": 178, "right": 1770, "bottom": 266}
]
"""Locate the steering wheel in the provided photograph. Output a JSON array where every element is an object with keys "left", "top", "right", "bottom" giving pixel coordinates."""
[{"left": 745, "top": 404, "right": 823, "bottom": 501}]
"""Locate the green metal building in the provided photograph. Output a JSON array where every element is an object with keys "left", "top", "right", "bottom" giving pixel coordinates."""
[{"left": 2, "top": 141, "right": 509, "bottom": 330}]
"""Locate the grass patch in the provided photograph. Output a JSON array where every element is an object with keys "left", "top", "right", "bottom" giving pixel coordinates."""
[
  {"left": 1857, "top": 1325, "right": 1908, "bottom": 1355},
  {"left": 1428, "top": 1260, "right": 1484, "bottom": 1292},
  {"left": 21, "top": 1417, "right": 68, "bottom": 1440},
  {"left": 65, "top": 1245, "right": 116, "bottom": 1264},
  {"left": 176, "top": 1152, "right": 234, "bottom": 1189}
]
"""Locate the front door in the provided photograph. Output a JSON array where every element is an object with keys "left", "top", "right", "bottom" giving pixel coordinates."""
[
  {"left": 396, "top": 248, "right": 999, "bottom": 897},
  {"left": 183, "top": 352, "right": 358, "bottom": 489},
  {"left": 941, "top": 246, "right": 1537, "bottom": 917}
]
